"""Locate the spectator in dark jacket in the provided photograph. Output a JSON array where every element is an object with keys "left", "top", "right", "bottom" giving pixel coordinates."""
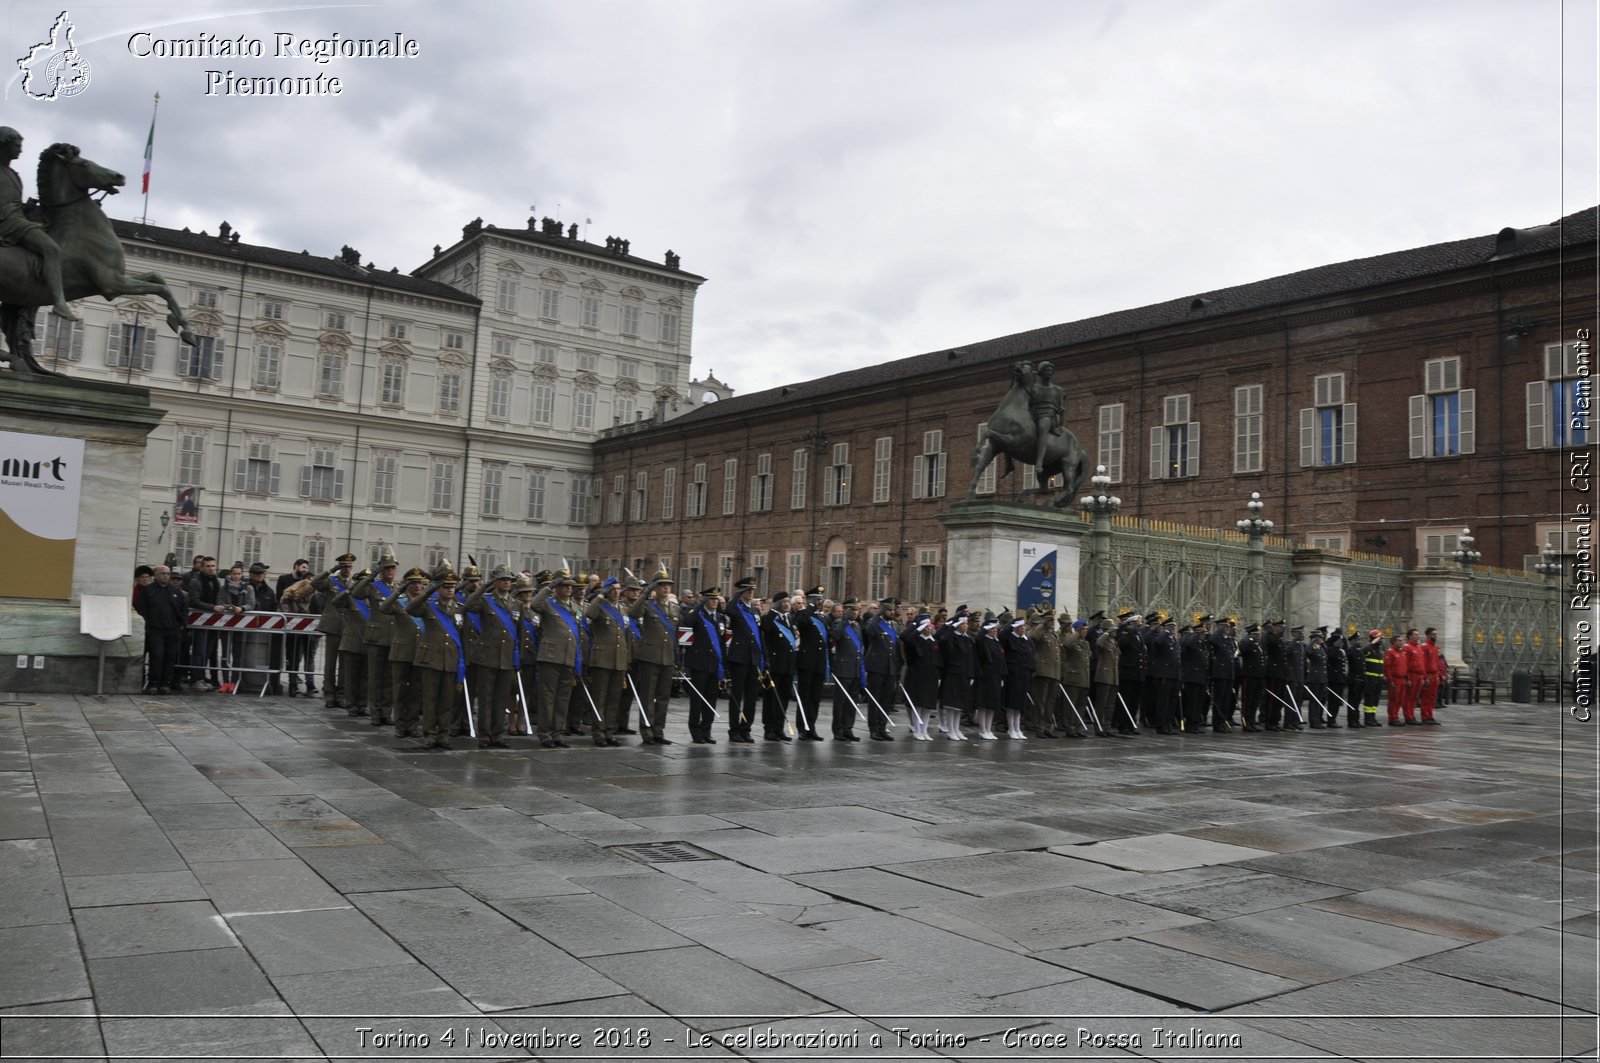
[{"left": 135, "top": 565, "right": 187, "bottom": 693}]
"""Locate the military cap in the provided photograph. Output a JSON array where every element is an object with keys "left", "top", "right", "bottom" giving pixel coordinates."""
[
  {"left": 1072, "top": 618, "right": 1088, "bottom": 630},
  {"left": 461, "top": 564, "right": 482, "bottom": 581},
  {"left": 512, "top": 574, "right": 535, "bottom": 592},
  {"left": 951, "top": 611, "right": 970, "bottom": 625},
  {"left": 1117, "top": 608, "right": 1135, "bottom": 620},
  {"left": 602, "top": 575, "right": 619, "bottom": 590},
  {"left": 248, "top": 561, "right": 269, "bottom": 574},
  {"left": 996, "top": 609, "right": 1014, "bottom": 626},
  {"left": 1144, "top": 611, "right": 1160, "bottom": 623},
  {"left": 1196, "top": 613, "right": 1214, "bottom": 624},
  {"left": 1290, "top": 623, "right": 1305, "bottom": 632},
  {"left": 734, "top": 576, "right": 756, "bottom": 591},
  {"left": 402, "top": 566, "right": 428, "bottom": 584},
  {"left": 377, "top": 550, "right": 398, "bottom": 568},
  {"left": 484, "top": 564, "right": 513, "bottom": 582},
  {"left": 1245, "top": 622, "right": 1260, "bottom": 633},
  {"left": 533, "top": 569, "right": 552, "bottom": 584},
  {"left": 701, "top": 586, "right": 723, "bottom": 597},
  {"left": 842, "top": 596, "right": 859, "bottom": 607},
  {"left": 1162, "top": 615, "right": 1177, "bottom": 626},
  {"left": 355, "top": 567, "right": 373, "bottom": 580},
  {"left": 1090, "top": 610, "right": 1107, "bottom": 621},
  {"left": 335, "top": 553, "right": 357, "bottom": 565},
  {"left": 915, "top": 614, "right": 934, "bottom": 632},
  {"left": 807, "top": 584, "right": 825, "bottom": 597},
  {"left": 771, "top": 590, "right": 790, "bottom": 603},
  {"left": 879, "top": 595, "right": 898, "bottom": 607},
  {"left": 625, "top": 577, "right": 646, "bottom": 592},
  {"left": 981, "top": 611, "right": 1000, "bottom": 631},
  {"left": 1179, "top": 624, "right": 1192, "bottom": 634},
  {"left": 650, "top": 568, "right": 675, "bottom": 587}
]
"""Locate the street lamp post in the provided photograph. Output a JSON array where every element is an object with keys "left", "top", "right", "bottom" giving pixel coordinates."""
[
  {"left": 1534, "top": 545, "right": 1562, "bottom": 671},
  {"left": 1236, "top": 491, "right": 1274, "bottom": 621},
  {"left": 1450, "top": 527, "right": 1481, "bottom": 572},
  {"left": 1078, "top": 465, "right": 1120, "bottom": 615}
]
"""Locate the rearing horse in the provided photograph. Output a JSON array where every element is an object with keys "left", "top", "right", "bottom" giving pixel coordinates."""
[
  {"left": 969, "top": 360, "right": 1090, "bottom": 507},
  {"left": 0, "top": 142, "right": 196, "bottom": 375}
]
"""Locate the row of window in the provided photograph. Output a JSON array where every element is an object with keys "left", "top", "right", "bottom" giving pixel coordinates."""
[
  {"left": 609, "top": 347, "right": 1588, "bottom": 525},
  {"left": 492, "top": 274, "right": 680, "bottom": 345},
  {"left": 178, "top": 431, "right": 599, "bottom": 523}
]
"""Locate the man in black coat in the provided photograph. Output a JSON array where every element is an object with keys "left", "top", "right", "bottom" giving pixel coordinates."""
[
  {"left": 1115, "top": 611, "right": 1146, "bottom": 729},
  {"left": 861, "top": 597, "right": 901, "bottom": 740},
  {"left": 1238, "top": 622, "right": 1266, "bottom": 731},
  {"left": 1305, "top": 627, "right": 1333, "bottom": 728},
  {"left": 1284, "top": 624, "right": 1307, "bottom": 730},
  {"left": 1145, "top": 616, "right": 1182, "bottom": 735},
  {"left": 1263, "top": 619, "right": 1289, "bottom": 730},
  {"left": 760, "top": 591, "right": 798, "bottom": 741},
  {"left": 1206, "top": 617, "right": 1238, "bottom": 731},
  {"left": 136, "top": 564, "right": 188, "bottom": 693},
  {"left": 682, "top": 587, "right": 726, "bottom": 744},
  {"left": 792, "top": 588, "right": 829, "bottom": 740},
  {"left": 1179, "top": 616, "right": 1212, "bottom": 733}
]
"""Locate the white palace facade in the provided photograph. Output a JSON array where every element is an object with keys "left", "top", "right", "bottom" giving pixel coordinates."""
[{"left": 25, "top": 215, "right": 716, "bottom": 576}]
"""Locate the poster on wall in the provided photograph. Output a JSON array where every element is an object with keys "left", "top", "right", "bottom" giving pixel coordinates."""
[
  {"left": 1016, "top": 540, "right": 1056, "bottom": 612},
  {"left": 0, "top": 430, "right": 86, "bottom": 600},
  {"left": 174, "top": 486, "right": 199, "bottom": 525}
]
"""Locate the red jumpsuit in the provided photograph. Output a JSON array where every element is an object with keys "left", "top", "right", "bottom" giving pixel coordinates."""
[
  {"left": 1384, "top": 643, "right": 1411, "bottom": 723},
  {"left": 1401, "top": 641, "right": 1426, "bottom": 722},
  {"left": 1418, "top": 640, "right": 1444, "bottom": 720}
]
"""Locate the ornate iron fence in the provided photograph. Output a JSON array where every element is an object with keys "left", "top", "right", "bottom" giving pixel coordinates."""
[{"left": 1464, "top": 569, "right": 1563, "bottom": 681}]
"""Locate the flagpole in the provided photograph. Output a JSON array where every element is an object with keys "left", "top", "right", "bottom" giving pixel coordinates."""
[{"left": 140, "top": 92, "right": 159, "bottom": 225}]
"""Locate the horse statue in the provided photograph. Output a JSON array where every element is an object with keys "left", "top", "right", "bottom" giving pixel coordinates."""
[
  {"left": 969, "top": 360, "right": 1090, "bottom": 507},
  {"left": 0, "top": 142, "right": 197, "bottom": 375}
]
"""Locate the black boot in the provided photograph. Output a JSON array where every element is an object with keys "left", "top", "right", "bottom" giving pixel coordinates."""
[{"left": 287, "top": 677, "right": 300, "bottom": 698}]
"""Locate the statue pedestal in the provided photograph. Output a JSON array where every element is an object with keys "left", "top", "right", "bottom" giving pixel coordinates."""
[
  {"left": 938, "top": 500, "right": 1087, "bottom": 615},
  {"left": 0, "top": 375, "right": 164, "bottom": 694},
  {"left": 1406, "top": 568, "right": 1469, "bottom": 667}
]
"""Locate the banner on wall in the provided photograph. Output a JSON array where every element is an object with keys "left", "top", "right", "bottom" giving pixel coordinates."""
[
  {"left": 0, "top": 430, "right": 85, "bottom": 600},
  {"left": 1016, "top": 540, "right": 1056, "bottom": 612}
]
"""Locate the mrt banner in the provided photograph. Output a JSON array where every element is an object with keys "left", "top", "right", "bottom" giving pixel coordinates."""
[
  {"left": 1016, "top": 540, "right": 1056, "bottom": 613},
  {"left": 0, "top": 430, "right": 85, "bottom": 600}
]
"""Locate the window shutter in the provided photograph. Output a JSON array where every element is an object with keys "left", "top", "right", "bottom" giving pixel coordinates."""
[
  {"left": 1149, "top": 426, "right": 1165, "bottom": 479},
  {"left": 269, "top": 462, "right": 281, "bottom": 495},
  {"left": 911, "top": 455, "right": 926, "bottom": 499},
  {"left": 1425, "top": 360, "right": 1442, "bottom": 393},
  {"left": 1441, "top": 358, "right": 1459, "bottom": 391},
  {"left": 1341, "top": 403, "right": 1357, "bottom": 464},
  {"left": 1299, "top": 408, "right": 1315, "bottom": 466},
  {"left": 211, "top": 337, "right": 226, "bottom": 380},
  {"left": 1545, "top": 343, "right": 1568, "bottom": 378},
  {"left": 298, "top": 464, "right": 312, "bottom": 497},
  {"left": 934, "top": 453, "right": 946, "bottom": 497},
  {"left": 1409, "top": 394, "right": 1427, "bottom": 458},
  {"left": 233, "top": 458, "right": 247, "bottom": 491},
  {"left": 104, "top": 322, "right": 123, "bottom": 366},
  {"left": 1185, "top": 421, "right": 1200, "bottom": 478},
  {"left": 139, "top": 327, "right": 153, "bottom": 370},
  {"left": 1526, "top": 381, "right": 1545, "bottom": 449},
  {"left": 68, "top": 320, "right": 83, "bottom": 361},
  {"left": 749, "top": 474, "right": 760, "bottom": 510},
  {"left": 1458, "top": 389, "right": 1475, "bottom": 454}
]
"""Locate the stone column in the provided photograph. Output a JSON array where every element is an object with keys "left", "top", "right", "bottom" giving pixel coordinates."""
[
  {"left": 0, "top": 375, "right": 164, "bottom": 693},
  {"left": 938, "top": 500, "right": 1087, "bottom": 615},
  {"left": 1289, "top": 548, "right": 1349, "bottom": 632},
  {"left": 1406, "top": 568, "right": 1469, "bottom": 666}
]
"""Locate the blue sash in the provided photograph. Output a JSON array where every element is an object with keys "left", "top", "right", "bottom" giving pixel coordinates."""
[
  {"left": 877, "top": 618, "right": 898, "bottom": 653},
  {"left": 548, "top": 599, "right": 584, "bottom": 676},
  {"left": 486, "top": 595, "right": 519, "bottom": 670},
  {"left": 736, "top": 601, "right": 767, "bottom": 670},
  {"left": 426, "top": 598, "right": 466, "bottom": 683},
  {"left": 520, "top": 614, "right": 540, "bottom": 653},
  {"left": 698, "top": 609, "right": 725, "bottom": 681},
  {"left": 600, "top": 600, "right": 640, "bottom": 643},
  {"left": 351, "top": 579, "right": 371, "bottom": 622},
  {"left": 773, "top": 614, "right": 799, "bottom": 652},
  {"left": 842, "top": 624, "right": 867, "bottom": 687},
  {"left": 810, "top": 615, "right": 831, "bottom": 682},
  {"left": 647, "top": 600, "right": 675, "bottom": 644},
  {"left": 466, "top": 613, "right": 482, "bottom": 635},
  {"left": 408, "top": 614, "right": 425, "bottom": 635}
]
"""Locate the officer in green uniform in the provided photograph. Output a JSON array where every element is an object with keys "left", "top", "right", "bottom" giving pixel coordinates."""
[
  {"left": 466, "top": 564, "right": 520, "bottom": 748},
  {"left": 383, "top": 567, "right": 428, "bottom": 740},
  {"left": 407, "top": 566, "right": 466, "bottom": 750},
  {"left": 629, "top": 569, "right": 678, "bottom": 744}
]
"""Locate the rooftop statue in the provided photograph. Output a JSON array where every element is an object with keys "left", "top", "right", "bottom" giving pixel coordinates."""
[
  {"left": 969, "top": 359, "right": 1089, "bottom": 507},
  {"left": 0, "top": 129, "right": 197, "bottom": 375}
]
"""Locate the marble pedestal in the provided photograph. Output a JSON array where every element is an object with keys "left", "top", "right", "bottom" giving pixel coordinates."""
[
  {"left": 938, "top": 500, "right": 1086, "bottom": 614},
  {"left": 0, "top": 375, "right": 164, "bottom": 694}
]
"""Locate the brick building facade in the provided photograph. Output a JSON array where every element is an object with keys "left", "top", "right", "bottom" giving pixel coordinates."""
[{"left": 590, "top": 208, "right": 1595, "bottom": 601}]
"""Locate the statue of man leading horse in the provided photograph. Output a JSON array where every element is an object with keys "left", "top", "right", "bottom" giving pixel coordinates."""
[
  {"left": 0, "top": 127, "right": 196, "bottom": 375},
  {"left": 969, "top": 359, "right": 1090, "bottom": 507}
]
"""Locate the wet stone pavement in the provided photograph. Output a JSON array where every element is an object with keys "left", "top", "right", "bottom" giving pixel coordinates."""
[{"left": 0, "top": 689, "right": 1595, "bottom": 1062}]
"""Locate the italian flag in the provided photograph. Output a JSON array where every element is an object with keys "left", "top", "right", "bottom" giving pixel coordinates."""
[{"left": 141, "top": 109, "right": 155, "bottom": 194}]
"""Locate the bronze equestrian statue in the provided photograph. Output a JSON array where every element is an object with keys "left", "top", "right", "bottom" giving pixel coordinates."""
[
  {"left": 0, "top": 128, "right": 196, "bottom": 375},
  {"left": 969, "top": 359, "right": 1090, "bottom": 507}
]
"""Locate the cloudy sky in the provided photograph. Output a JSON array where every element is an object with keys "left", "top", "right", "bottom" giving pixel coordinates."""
[{"left": 5, "top": 1, "right": 1594, "bottom": 396}]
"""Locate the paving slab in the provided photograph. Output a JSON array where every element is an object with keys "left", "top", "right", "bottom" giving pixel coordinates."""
[
  {"left": 292, "top": 842, "right": 453, "bottom": 893},
  {"left": 910, "top": 885, "right": 1204, "bottom": 952},
  {"left": 1139, "top": 905, "right": 1464, "bottom": 984},
  {"left": 1233, "top": 845, "right": 1471, "bottom": 890},
  {"left": 1100, "top": 866, "right": 1352, "bottom": 918},
  {"left": 807, "top": 911, "right": 1077, "bottom": 996},
  {"left": 668, "top": 911, "right": 877, "bottom": 973},
  {"left": 1060, "top": 832, "right": 1277, "bottom": 872},
  {"left": 566, "top": 871, "right": 750, "bottom": 923},
  {"left": 688, "top": 829, "right": 986, "bottom": 874},
  {"left": 660, "top": 860, "right": 837, "bottom": 907},
  {"left": 1035, "top": 938, "right": 1306, "bottom": 1009},
  {"left": 190, "top": 857, "right": 349, "bottom": 916},
  {"left": 492, "top": 892, "right": 694, "bottom": 957},
  {"left": 350, "top": 887, "right": 624, "bottom": 1010},
  {"left": 790, "top": 867, "right": 982, "bottom": 911},
  {"left": 1306, "top": 878, "right": 1578, "bottom": 941},
  {"left": 85, "top": 946, "right": 287, "bottom": 1015},
  {"left": 714, "top": 805, "right": 930, "bottom": 836},
  {"left": 441, "top": 863, "right": 590, "bottom": 902},
  {"left": 0, "top": 924, "right": 89, "bottom": 1006},
  {"left": 74, "top": 899, "right": 238, "bottom": 958},
  {"left": 0, "top": 998, "right": 104, "bottom": 1060},
  {"left": 886, "top": 850, "right": 1143, "bottom": 895},
  {"left": 1225, "top": 964, "right": 1597, "bottom": 1059},
  {"left": 585, "top": 945, "right": 827, "bottom": 1018},
  {"left": 165, "top": 826, "right": 298, "bottom": 863},
  {"left": 98, "top": 1015, "right": 322, "bottom": 1061},
  {"left": 1410, "top": 926, "right": 1597, "bottom": 1008},
  {"left": 227, "top": 906, "right": 415, "bottom": 976},
  {"left": 0, "top": 838, "right": 69, "bottom": 928}
]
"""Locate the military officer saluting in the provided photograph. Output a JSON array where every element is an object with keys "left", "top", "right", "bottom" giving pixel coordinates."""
[
  {"left": 313, "top": 553, "right": 355, "bottom": 708},
  {"left": 383, "top": 567, "right": 429, "bottom": 741},
  {"left": 628, "top": 569, "right": 679, "bottom": 745},
  {"left": 583, "top": 576, "right": 633, "bottom": 747},
  {"left": 359, "top": 550, "right": 400, "bottom": 727},
  {"left": 406, "top": 565, "right": 466, "bottom": 750},
  {"left": 528, "top": 569, "right": 583, "bottom": 748},
  {"left": 466, "top": 564, "right": 522, "bottom": 748}
]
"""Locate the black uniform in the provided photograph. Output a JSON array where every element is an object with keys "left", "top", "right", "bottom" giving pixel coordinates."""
[
  {"left": 1206, "top": 627, "right": 1238, "bottom": 729},
  {"left": 794, "top": 603, "right": 830, "bottom": 737},
  {"left": 1145, "top": 625, "right": 1181, "bottom": 734},
  {"left": 682, "top": 605, "right": 725, "bottom": 743},
  {"left": 760, "top": 606, "right": 798, "bottom": 739}
]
